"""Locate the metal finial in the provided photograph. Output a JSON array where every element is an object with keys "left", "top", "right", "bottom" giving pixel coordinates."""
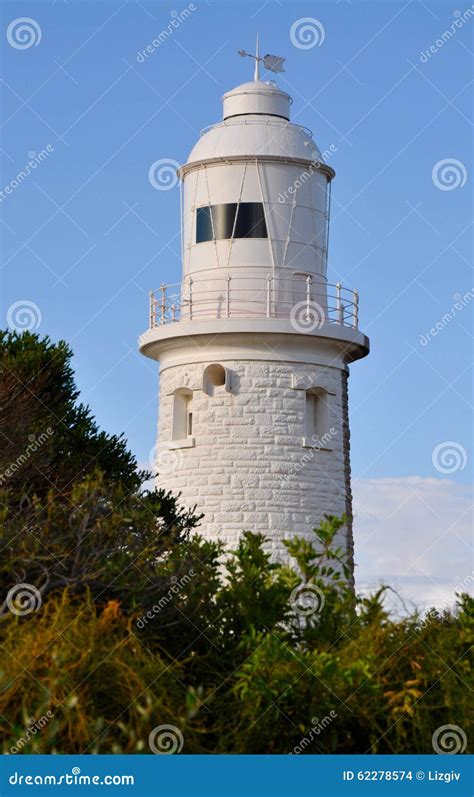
[{"left": 254, "top": 33, "right": 260, "bottom": 81}]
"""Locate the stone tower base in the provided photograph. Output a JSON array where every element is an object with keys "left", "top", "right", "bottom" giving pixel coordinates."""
[{"left": 154, "top": 349, "right": 354, "bottom": 567}]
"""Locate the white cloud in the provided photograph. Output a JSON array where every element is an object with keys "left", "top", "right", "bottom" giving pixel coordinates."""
[{"left": 353, "top": 477, "right": 473, "bottom": 613}]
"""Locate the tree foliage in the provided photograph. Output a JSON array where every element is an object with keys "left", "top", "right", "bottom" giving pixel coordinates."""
[
  {"left": 0, "top": 331, "right": 471, "bottom": 754},
  {"left": 1, "top": 331, "right": 145, "bottom": 496}
]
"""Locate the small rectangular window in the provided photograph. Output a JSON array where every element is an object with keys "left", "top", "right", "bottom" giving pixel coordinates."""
[
  {"left": 305, "top": 389, "right": 330, "bottom": 444},
  {"left": 196, "top": 203, "right": 267, "bottom": 243},
  {"left": 172, "top": 390, "right": 193, "bottom": 441}
]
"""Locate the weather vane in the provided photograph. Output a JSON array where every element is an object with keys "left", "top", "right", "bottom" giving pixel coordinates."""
[{"left": 238, "top": 35, "right": 285, "bottom": 81}]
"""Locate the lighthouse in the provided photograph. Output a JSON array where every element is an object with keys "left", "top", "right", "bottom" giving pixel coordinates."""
[{"left": 139, "top": 46, "right": 369, "bottom": 567}]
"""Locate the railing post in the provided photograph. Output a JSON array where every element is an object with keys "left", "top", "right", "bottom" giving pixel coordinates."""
[
  {"left": 149, "top": 290, "right": 155, "bottom": 329},
  {"left": 160, "top": 284, "right": 166, "bottom": 325},
  {"left": 226, "top": 274, "right": 231, "bottom": 318},
  {"left": 266, "top": 274, "right": 272, "bottom": 318},
  {"left": 171, "top": 304, "right": 176, "bottom": 322},
  {"left": 353, "top": 290, "right": 359, "bottom": 329},
  {"left": 188, "top": 277, "right": 193, "bottom": 321},
  {"left": 336, "top": 283, "right": 343, "bottom": 325},
  {"left": 305, "top": 275, "right": 312, "bottom": 321}
]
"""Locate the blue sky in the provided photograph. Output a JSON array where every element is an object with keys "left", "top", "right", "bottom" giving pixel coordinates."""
[{"left": 1, "top": 0, "right": 472, "bottom": 605}]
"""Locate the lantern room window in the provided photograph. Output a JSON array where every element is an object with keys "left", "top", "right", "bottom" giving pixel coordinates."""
[{"left": 196, "top": 202, "right": 267, "bottom": 243}]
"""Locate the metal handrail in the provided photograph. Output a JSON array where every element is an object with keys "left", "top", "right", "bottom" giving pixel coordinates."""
[{"left": 148, "top": 274, "right": 360, "bottom": 330}]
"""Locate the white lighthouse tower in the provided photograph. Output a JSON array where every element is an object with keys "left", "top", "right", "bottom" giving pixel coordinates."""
[{"left": 140, "top": 47, "right": 369, "bottom": 566}]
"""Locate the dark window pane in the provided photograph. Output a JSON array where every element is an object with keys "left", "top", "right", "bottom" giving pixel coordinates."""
[
  {"left": 234, "top": 202, "right": 268, "bottom": 238},
  {"left": 211, "top": 203, "right": 237, "bottom": 240},
  {"left": 196, "top": 203, "right": 268, "bottom": 243},
  {"left": 196, "top": 206, "right": 213, "bottom": 243}
]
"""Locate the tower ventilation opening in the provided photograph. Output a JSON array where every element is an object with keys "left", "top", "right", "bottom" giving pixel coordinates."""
[{"left": 203, "top": 363, "right": 227, "bottom": 395}]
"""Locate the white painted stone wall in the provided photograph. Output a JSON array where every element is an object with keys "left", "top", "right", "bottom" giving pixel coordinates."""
[{"left": 155, "top": 358, "right": 353, "bottom": 565}]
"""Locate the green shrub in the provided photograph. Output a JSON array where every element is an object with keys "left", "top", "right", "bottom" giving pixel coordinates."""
[
  {"left": 1, "top": 513, "right": 471, "bottom": 754},
  {"left": 1, "top": 331, "right": 471, "bottom": 754}
]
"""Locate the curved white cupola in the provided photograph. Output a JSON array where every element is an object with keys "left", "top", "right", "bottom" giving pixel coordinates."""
[{"left": 222, "top": 80, "right": 292, "bottom": 120}]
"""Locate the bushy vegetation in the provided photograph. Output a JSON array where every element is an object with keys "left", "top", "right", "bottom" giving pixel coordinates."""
[{"left": 0, "top": 331, "right": 471, "bottom": 754}]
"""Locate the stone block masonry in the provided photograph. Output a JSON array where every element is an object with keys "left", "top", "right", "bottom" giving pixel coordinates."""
[{"left": 156, "top": 359, "right": 352, "bottom": 562}]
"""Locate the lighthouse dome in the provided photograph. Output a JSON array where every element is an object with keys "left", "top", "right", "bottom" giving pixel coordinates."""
[
  {"left": 186, "top": 80, "right": 324, "bottom": 166},
  {"left": 223, "top": 79, "right": 291, "bottom": 120}
]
